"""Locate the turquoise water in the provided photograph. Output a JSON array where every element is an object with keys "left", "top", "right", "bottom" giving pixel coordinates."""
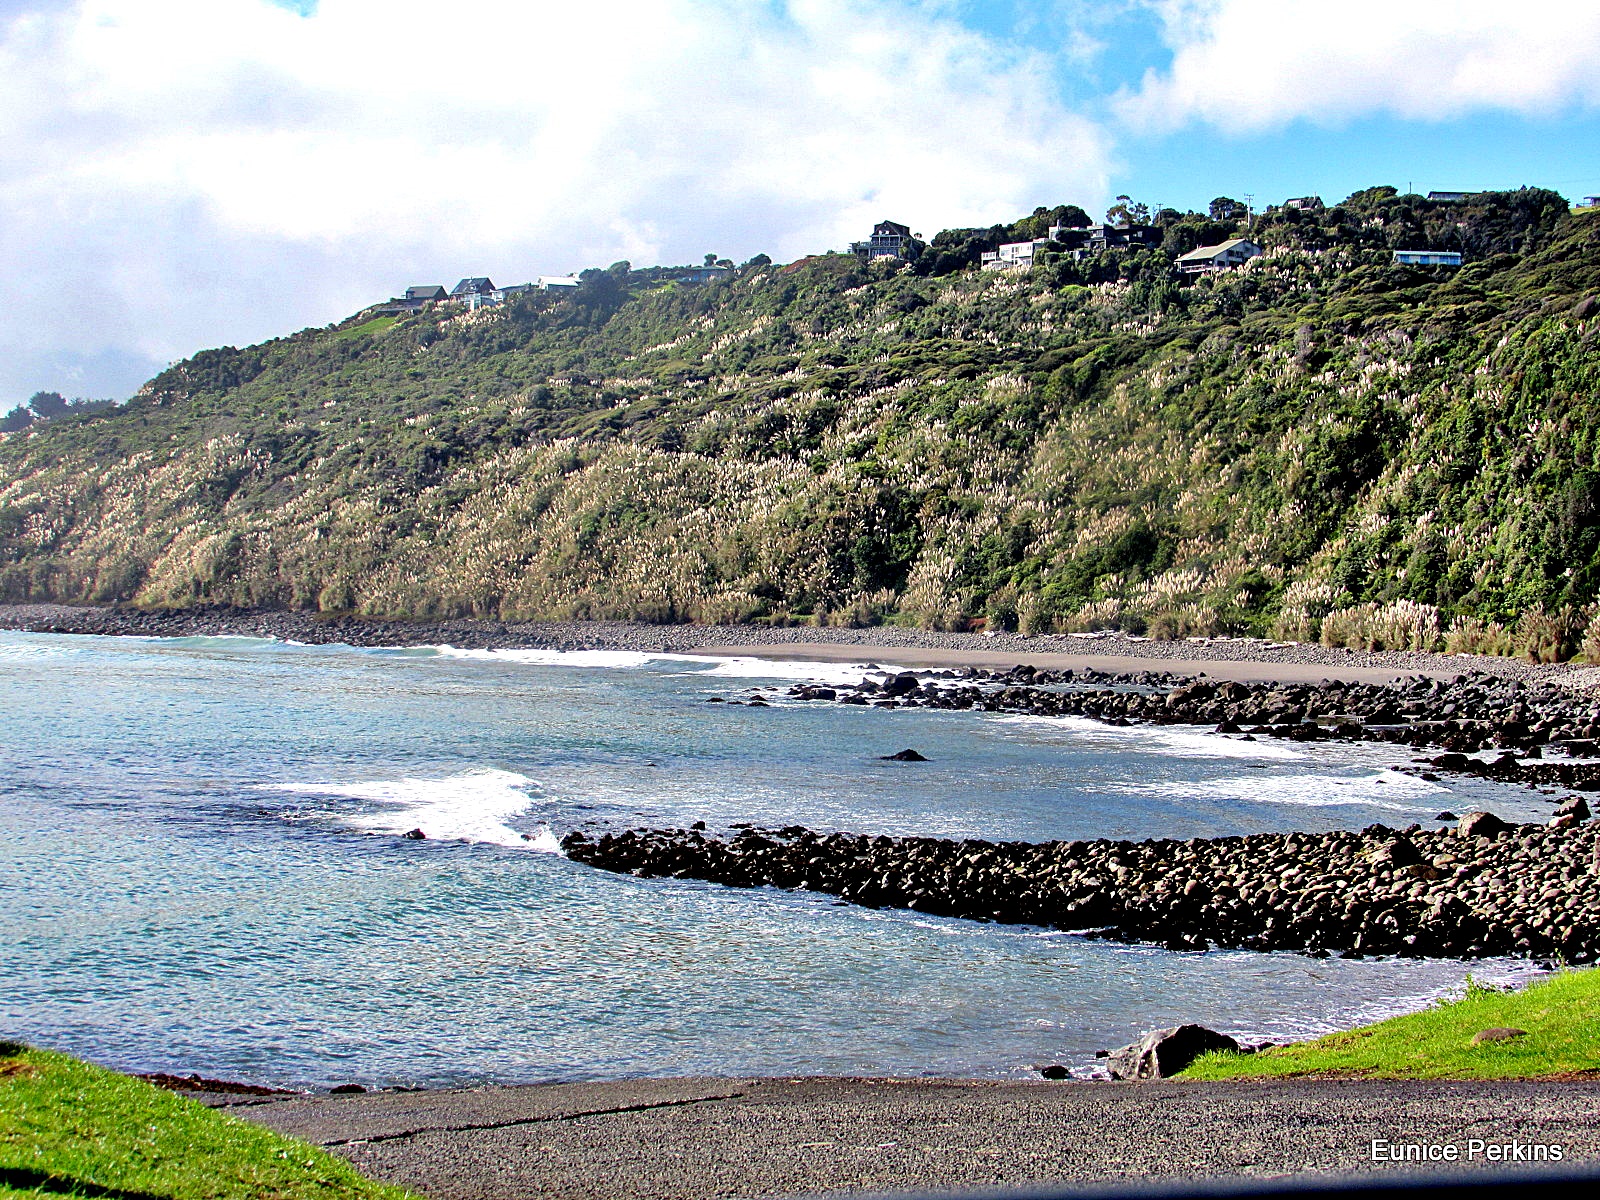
[{"left": 1, "top": 630, "right": 1549, "bottom": 1089}]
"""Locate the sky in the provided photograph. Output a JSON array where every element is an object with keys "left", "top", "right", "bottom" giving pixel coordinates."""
[{"left": 2, "top": 0, "right": 1599, "bottom": 410}]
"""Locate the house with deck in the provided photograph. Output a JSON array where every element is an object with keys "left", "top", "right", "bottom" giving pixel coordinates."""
[
  {"left": 1176, "top": 238, "right": 1262, "bottom": 274},
  {"left": 1393, "top": 249, "right": 1462, "bottom": 267},
  {"left": 850, "top": 220, "right": 916, "bottom": 261},
  {"left": 980, "top": 238, "right": 1050, "bottom": 271}
]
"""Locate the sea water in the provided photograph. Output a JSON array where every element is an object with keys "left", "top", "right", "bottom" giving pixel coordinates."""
[{"left": 0, "top": 630, "right": 1552, "bottom": 1089}]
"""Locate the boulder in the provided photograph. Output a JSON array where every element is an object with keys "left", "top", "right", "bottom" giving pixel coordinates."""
[
  {"left": 402, "top": 828, "right": 427, "bottom": 840},
  {"left": 1105, "top": 1024, "right": 1240, "bottom": 1080},
  {"left": 880, "top": 748, "right": 929, "bottom": 762},
  {"left": 1555, "top": 796, "right": 1591, "bottom": 822},
  {"left": 881, "top": 672, "right": 921, "bottom": 698},
  {"left": 1457, "top": 811, "right": 1511, "bottom": 839},
  {"left": 1036, "top": 1064, "right": 1071, "bottom": 1080}
]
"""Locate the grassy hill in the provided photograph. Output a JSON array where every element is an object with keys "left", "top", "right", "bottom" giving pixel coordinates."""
[{"left": 4, "top": 186, "right": 1599, "bottom": 655}]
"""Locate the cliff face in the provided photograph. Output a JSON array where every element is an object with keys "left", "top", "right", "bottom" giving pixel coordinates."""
[{"left": 3, "top": 191, "right": 1598, "bottom": 654}]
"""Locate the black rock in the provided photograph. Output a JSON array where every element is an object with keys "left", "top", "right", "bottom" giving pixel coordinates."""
[
  {"left": 1037, "top": 1064, "right": 1071, "bottom": 1080},
  {"left": 1435, "top": 811, "right": 1458, "bottom": 821},
  {"left": 402, "top": 828, "right": 426, "bottom": 840},
  {"left": 880, "top": 748, "right": 929, "bottom": 762},
  {"left": 330, "top": 1084, "right": 367, "bottom": 1094},
  {"left": 1105, "top": 1024, "right": 1240, "bottom": 1080}
]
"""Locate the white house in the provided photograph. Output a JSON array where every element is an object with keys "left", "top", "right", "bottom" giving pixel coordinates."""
[
  {"left": 1393, "top": 249, "right": 1462, "bottom": 267},
  {"left": 537, "top": 275, "right": 579, "bottom": 291},
  {"left": 980, "top": 238, "right": 1050, "bottom": 271},
  {"left": 1176, "top": 238, "right": 1262, "bottom": 274},
  {"left": 1580, "top": 196, "right": 1600, "bottom": 209}
]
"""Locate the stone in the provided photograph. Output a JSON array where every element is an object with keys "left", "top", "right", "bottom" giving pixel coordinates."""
[
  {"left": 1037, "top": 1064, "right": 1071, "bottom": 1080},
  {"left": 1105, "top": 1024, "right": 1240, "bottom": 1080},
  {"left": 1471, "top": 1027, "right": 1528, "bottom": 1045},
  {"left": 330, "top": 1083, "right": 367, "bottom": 1094},
  {"left": 1457, "top": 811, "right": 1511, "bottom": 839},
  {"left": 880, "top": 748, "right": 929, "bottom": 762},
  {"left": 402, "top": 828, "right": 426, "bottom": 840},
  {"left": 1555, "top": 796, "right": 1590, "bottom": 821},
  {"left": 881, "top": 672, "right": 921, "bottom": 698}
]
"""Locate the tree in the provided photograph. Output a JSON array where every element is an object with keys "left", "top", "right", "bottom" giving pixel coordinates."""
[
  {"left": 1106, "top": 195, "right": 1150, "bottom": 228},
  {"left": 27, "top": 391, "right": 69, "bottom": 419},
  {"left": 1208, "top": 196, "right": 1246, "bottom": 221},
  {"left": 742, "top": 253, "right": 772, "bottom": 269},
  {"left": 703, "top": 253, "right": 720, "bottom": 267},
  {"left": 0, "top": 405, "right": 34, "bottom": 432}
]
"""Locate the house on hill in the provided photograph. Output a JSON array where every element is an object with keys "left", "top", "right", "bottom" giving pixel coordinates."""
[
  {"left": 850, "top": 220, "right": 916, "bottom": 261},
  {"left": 538, "top": 275, "right": 579, "bottom": 290},
  {"left": 451, "top": 277, "right": 499, "bottom": 310},
  {"left": 1427, "top": 191, "right": 1472, "bottom": 203},
  {"left": 1393, "top": 249, "right": 1463, "bottom": 267},
  {"left": 404, "top": 285, "right": 447, "bottom": 306},
  {"left": 1050, "top": 223, "right": 1161, "bottom": 258},
  {"left": 981, "top": 238, "right": 1050, "bottom": 271},
  {"left": 1176, "top": 238, "right": 1262, "bottom": 274},
  {"left": 1284, "top": 196, "right": 1323, "bottom": 211},
  {"left": 1580, "top": 196, "right": 1600, "bottom": 209},
  {"left": 675, "top": 265, "right": 732, "bottom": 284}
]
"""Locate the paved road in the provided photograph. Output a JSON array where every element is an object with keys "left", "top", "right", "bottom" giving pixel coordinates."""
[{"left": 209, "top": 1076, "right": 1600, "bottom": 1199}]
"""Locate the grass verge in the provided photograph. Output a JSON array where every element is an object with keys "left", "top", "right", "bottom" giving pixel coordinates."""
[
  {"left": 1181, "top": 967, "right": 1600, "bottom": 1080},
  {"left": 0, "top": 1042, "right": 413, "bottom": 1200}
]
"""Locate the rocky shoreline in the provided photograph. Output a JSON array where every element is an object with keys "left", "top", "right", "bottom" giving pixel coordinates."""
[
  {"left": 560, "top": 663, "right": 1600, "bottom": 963},
  {"left": 0, "top": 602, "right": 1586, "bottom": 684},
  {"left": 564, "top": 812, "right": 1599, "bottom": 963}
]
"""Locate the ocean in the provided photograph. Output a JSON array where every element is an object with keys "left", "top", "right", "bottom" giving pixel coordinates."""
[{"left": 1, "top": 629, "right": 1551, "bottom": 1089}]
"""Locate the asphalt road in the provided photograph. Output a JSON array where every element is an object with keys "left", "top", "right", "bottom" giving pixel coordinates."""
[{"left": 208, "top": 1076, "right": 1600, "bottom": 1200}]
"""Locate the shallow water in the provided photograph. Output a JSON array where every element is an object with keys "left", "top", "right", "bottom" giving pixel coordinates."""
[{"left": 1, "top": 630, "right": 1550, "bottom": 1088}]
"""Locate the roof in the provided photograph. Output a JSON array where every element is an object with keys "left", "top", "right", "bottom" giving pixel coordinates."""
[
  {"left": 405, "top": 285, "right": 446, "bottom": 300},
  {"left": 538, "top": 275, "right": 579, "bottom": 288},
  {"left": 873, "top": 220, "right": 911, "bottom": 237},
  {"left": 451, "top": 277, "right": 495, "bottom": 295},
  {"left": 1177, "top": 238, "right": 1259, "bottom": 262}
]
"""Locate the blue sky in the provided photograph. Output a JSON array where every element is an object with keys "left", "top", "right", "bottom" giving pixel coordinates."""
[{"left": 2, "top": 0, "right": 1599, "bottom": 411}]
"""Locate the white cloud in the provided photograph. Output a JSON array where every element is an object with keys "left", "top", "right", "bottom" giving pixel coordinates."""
[
  {"left": 1123, "top": 0, "right": 1600, "bottom": 133},
  {"left": 0, "top": 0, "right": 1114, "bottom": 405}
]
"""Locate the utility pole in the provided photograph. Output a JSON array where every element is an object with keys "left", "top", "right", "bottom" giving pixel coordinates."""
[{"left": 1244, "top": 193, "right": 1255, "bottom": 229}]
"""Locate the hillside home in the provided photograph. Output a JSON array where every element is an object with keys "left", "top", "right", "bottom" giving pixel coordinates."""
[
  {"left": 404, "top": 285, "right": 447, "bottom": 306},
  {"left": 850, "top": 220, "right": 915, "bottom": 261},
  {"left": 1050, "top": 223, "right": 1161, "bottom": 258},
  {"left": 1393, "top": 249, "right": 1463, "bottom": 267},
  {"left": 451, "top": 277, "right": 499, "bottom": 310},
  {"left": 1427, "top": 191, "right": 1472, "bottom": 203},
  {"left": 675, "top": 265, "right": 732, "bottom": 284},
  {"left": 1581, "top": 196, "right": 1600, "bottom": 209},
  {"left": 1284, "top": 195, "right": 1324, "bottom": 211},
  {"left": 1176, "top": 238, "right": 1262, "bottom": 274},
  {"left": 538, "top": 275, "right": 579, "bottom": 290},
  {"left": 980, "top": 238, "right": 1050, "bottom": 271}
]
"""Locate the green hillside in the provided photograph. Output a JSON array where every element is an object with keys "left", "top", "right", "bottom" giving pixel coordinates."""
[{"left": 4, "top": 187, "right": 1599, "bottom": 654}]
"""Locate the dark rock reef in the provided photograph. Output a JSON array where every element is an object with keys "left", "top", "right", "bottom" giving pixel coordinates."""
[
  {"left": 562, "top": 814, "right": 1600, "bottom": 963},
  {"left": 786, "top": 665, "right": 1600, "bottom": 794}
]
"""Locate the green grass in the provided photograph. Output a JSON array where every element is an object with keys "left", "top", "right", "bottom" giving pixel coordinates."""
[
  {"left": 0, "top": 1043, "right": 414, "bottom": 1200},
  {"left": 329, "top": 316, "right": 397, "bottom": 340},
  {"left": 1181, "top": 968, "right": 1600, "bottom": 1080}
]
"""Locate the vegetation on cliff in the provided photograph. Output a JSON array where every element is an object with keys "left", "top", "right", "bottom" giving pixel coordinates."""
[{"left": 3, "top": 188, "right": 1598, "bottom": 655}]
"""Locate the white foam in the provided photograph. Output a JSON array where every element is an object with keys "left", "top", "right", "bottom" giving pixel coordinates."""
[
  {"left": 426, "top": 643, "right": 877, "bottom": 687},
  {"left": 683, "top": 656, "right": 881, "bottom": 686},
  {"left": 264, "top": 768, "right": 558, "bottom": 850},
  {"left": 994, "top": 714, "right": 1305, "bottom": 760},
  {"left": 1135, "top": 769, "right": 1446, "bottom": 811},
  {"left": 431, "top": 645, "right": 668, "bottom": 669}
]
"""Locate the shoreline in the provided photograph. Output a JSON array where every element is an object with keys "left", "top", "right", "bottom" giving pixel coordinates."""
[{"left": 0, "top": 602, "right": 1588, "bottom": 686}]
